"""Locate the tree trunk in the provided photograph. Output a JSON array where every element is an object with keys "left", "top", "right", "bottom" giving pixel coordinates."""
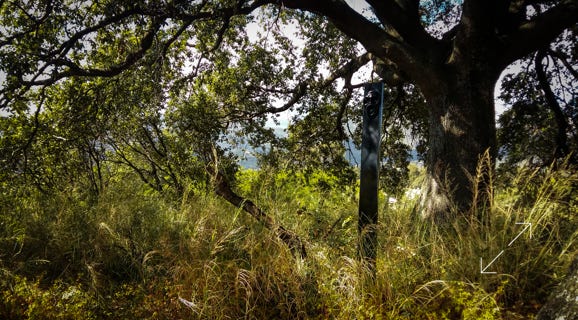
[{"left": 420, "top": 69, "right": 497, "bottom": 224}]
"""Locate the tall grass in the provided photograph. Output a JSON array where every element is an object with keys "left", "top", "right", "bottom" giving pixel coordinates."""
[{"left": 0, "top": 164, "right": 576, "bottom": 319}]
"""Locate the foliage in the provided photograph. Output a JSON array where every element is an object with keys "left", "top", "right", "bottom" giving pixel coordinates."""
[
  {"left": 0, "top": 276, "right": 98, "bottom": 320},
  {"left": 497, "top": 30, "right": 578, "bottom": 169},
  {"left": 407, "top": 281, "right": 500, "bottom": 319},
  {"left": 1, "top": 0, "right": 576, "bottom": 222}
]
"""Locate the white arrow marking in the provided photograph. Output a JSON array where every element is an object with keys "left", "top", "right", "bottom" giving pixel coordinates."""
[
  {"left": 508, "top": 222, "right": 532, "bottom": 247},
  {"left": 480, "top": 250, "right": 505, "bottom": 274}
]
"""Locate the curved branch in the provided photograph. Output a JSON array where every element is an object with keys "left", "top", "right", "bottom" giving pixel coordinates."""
[
  {"left": 25, "top": 19, "right": 162, "bottom": 86},
  {"left": 535, "top": 49, "right": 569, "bottom": 159},
  {"left": 320, "top": 52, "right": 372, "bottom": 87},
  {"left": 365, "top": 0, "right": 438, "bottom": 50},
  {"left": 548, "top": 49, "right": 578, "bottom": 80},
  {"left": 206, "top": 163, "right": 307, "bottom": 258},
  {"left": 335, "top": 87, "right": 352, "bottom": 140},
  {"left": 1, "top": 0, "right": 270, "bottom": 109},
  {"left": 263, "top": 82, "right": 308, "bottom": 114},
  {"left": 501, "top": 0, "right": 578, "bottom": 67},
  {"left": 259, "top": 52, "right": 371, "bottom": 115},
  {"left": 48, "top": 7, "right": 147, "bottom": 60},
  {"left": 279, "top": 0, "right": 438, "bottom": 85}
]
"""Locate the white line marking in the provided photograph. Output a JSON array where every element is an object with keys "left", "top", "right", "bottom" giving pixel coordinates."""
[
  {"left": 480, "top": 250, "right": 505, "bottom": 274},
  {"left": 508, "top": 222, "right": 532, "bottom": 247}
]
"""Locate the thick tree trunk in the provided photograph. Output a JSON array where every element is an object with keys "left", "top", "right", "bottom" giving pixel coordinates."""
[{"left": 420, "top": 71, "right": 497, "bottom": 224}]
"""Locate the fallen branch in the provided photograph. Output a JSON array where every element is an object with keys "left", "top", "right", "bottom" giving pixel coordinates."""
[{"left": 206, "top": 166, "right": 307, "bottom": 258}]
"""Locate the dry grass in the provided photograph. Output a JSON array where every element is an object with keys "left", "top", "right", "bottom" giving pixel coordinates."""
[{"left": 1, "top": 164, "right": 576, "bottom": 319}]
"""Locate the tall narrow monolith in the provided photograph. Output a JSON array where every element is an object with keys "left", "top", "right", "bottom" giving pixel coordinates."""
[{"left": 358, "top": 82, "right": 383, "bottom": 272}]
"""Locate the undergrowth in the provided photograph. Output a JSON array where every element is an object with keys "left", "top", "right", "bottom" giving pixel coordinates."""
[{"left": 0, "top": 164, "right": 576, "bottom": 319}]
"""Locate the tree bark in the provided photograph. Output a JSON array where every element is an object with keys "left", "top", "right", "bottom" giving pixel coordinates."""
[{"left": 420, "top": 67, "right": 498, "bottom": 223}]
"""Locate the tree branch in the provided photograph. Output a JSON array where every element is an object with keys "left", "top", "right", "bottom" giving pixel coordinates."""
[
  {"left": 279, "top": 0, "right": 437, "bottom": 86},
  {"left": 364, "top": 0, "right": 438, "bottom": 50},
  {"left": 500, "top": 0, "right": 578, "bottom": 67},
  {"left": 0, "top": 0, "right": 53, "bottom": 47},
  {"left": 206, "top": 161, "right": 306, "bottom": 258},
  {"left": 257, "top": 51, "right": 371, "bottom": 115},
  {"left": 535, "top": 49, "right": 570, "bottom": 159},
  {"left": 548, "top": 49, "right": 578, "bottom": 80},
  {"left": 1, "top": 0, "right": 269, "bottom": 109},
  {"left": 26, "top": 19, "right": 163, "bottom": 86},
  {"left": 335, "top": 87, "right": 352, "bottom": 140},
  {"left": 110, "top": 143, "right": 159, "bottom": 191}
]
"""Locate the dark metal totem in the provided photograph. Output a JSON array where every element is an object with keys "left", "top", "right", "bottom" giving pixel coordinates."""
[{"left": 358, "top": 82, "right": 383, "bottom": 268}]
